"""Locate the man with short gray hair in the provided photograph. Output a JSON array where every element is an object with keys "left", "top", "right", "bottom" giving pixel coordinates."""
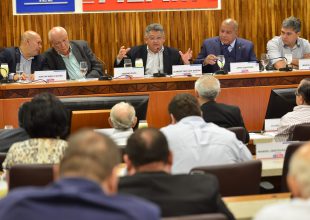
[
  {"left": 114, "top": 23, "right": 192, "bottom": 75},
  {"left": 267, "top": 16, "right": 310, "bottom": 70},
  {"left": 96, "top": 102, "right": 137, "bottom": 146},
  {"left": 195, "top": 75, "right": 249, "bottom": 142}
]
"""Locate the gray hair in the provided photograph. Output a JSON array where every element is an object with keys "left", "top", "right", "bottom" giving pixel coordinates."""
[
  {"left": 282, "top": 16, "right": 301, "bottom": 33},
  {"left": 110, "top": 102, "right": 136, "bottom": 130},
  {"left": 144, "top": 23, "right": 165, "bottom": 37},
  {"left": 222, "top": 18, "right": 239, "bottom": 32},
  {"left": 48, "top": 26, "right": 68, "bottom": 42},
  {"left": 195, "top": 75, "right": 221, "bottom": 101}
]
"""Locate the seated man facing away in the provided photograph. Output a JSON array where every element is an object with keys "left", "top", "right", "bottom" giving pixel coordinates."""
[
  {"left": 95, "top": 102, "right": 137, "bottom": 146},
  {"left": 160, "top": 93, "right": 252, "bottom": 174},
  {"left": 119, "top": 127, "right": 235, "bottom": 220},
  {"left": 0, "top": 30, "right": 45, "bottom": 81},
  {"left": 0, "top": 129, "right": 160, "bottom": 220},
  {"left": 255, "top": 142, "right": 310, "bottom": 220},
  {"left": 275, "top": 78, "right": 310, "bottom": 141},
  {"left": 267, "top": 16, "right": 310, "bottom": 70},
  {"left": 114, "top": 23, "right": 192, "bottom": 75},
  {"left": 194, "top": 18, "right": 257, "bottom": 73},
  {"left": 43, "top": 26, "right": 104, "bottom": 80},
  {"left": 195, "top": 75, "right": 249, "bottom": 143}
]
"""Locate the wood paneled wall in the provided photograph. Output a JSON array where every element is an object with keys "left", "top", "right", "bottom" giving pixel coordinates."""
[{"left": 0, "top": 0, "right": 309, "bottom": 73}]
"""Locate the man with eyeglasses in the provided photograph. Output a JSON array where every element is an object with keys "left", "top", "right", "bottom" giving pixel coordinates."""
[
  {"left": 275, "top": 78, "right": 310, "bottom": 141},
  {"left": 114, "top": 23, "right": 192, "bottom": 75},
  {"left": 43, "top": 26, "right": 104, "bottom": 80},
  {"left": 267, "top": 16, "right": 310, "bottom": 70}
]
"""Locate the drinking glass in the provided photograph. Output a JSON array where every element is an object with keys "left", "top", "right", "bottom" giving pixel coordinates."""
[
  {"left": 0, "top": 63, "right": 9, "bottom": 79},
  {"left": 284, "top": 53, "right": 293, "bottom": 66},
  {"left": 79, "top": 61, "right": 88, "bottom": 78},
  {"left": 124, "top": 59, "right": 132, "bottom": 68},
  {"left": 217, "top": 55, "right": 225, "bottom": 71},
  {"left": 135, "top": 58, "right": 143, "bottom": 68},
  {"left": 16, "top": 63, "right": 23, "bottom": 81},
  {"left": 261, "top": 53, "right": 270, "bottom": 72}
]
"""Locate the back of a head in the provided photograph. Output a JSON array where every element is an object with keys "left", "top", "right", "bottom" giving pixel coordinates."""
[
  {"left": 289, "top": 142, "right": 310, "bottom": 198},
  {"left": 195, "top": 75, "right": 221, "bottom": 101},
  {"left": 23, "top": 92, "right": 69, "bottom": 139},
  {"left": 168, "top": 93, "right": 201, "bottom": 122},
  {"left": 60, "top": 129, "right": 121, "bottom": 182},
  {"left": 126, "top": 128, "right": 169, "bottom": 167},
  {"left": 18, "top": 102, "right": 30, "bottom": 128},
  {"left": 110, "top": 102, "right": 136, "bottom": 130},
  {"left": 282, "top": 16, "right": 301, "bottom": 33},
  {"left": 297, "top": 78, "right": 310, "bottom": 105}
]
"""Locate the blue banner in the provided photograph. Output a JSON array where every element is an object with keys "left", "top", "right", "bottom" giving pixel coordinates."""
[{"left": 16, "top": 0, "right": 75, "bottom": 13}]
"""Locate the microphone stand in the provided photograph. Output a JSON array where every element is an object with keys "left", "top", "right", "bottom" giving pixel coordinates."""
[
  {"left": 264, "top": 56, "right": 293, "bottom": 72},
  {"left": 96, "top": 56, "right": 112, "bottom": 80}
]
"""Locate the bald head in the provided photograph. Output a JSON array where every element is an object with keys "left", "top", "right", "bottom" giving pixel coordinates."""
[
  {"left": 195, "top": 75, "right": 221, "bottom": 101},
  {"left": 48, "top": 26, "right": 70, "bottom": 55},
  {"left": 288, "top": 143, "right": 310, "bottom": 198},
  {"left": 221, "top": 18, "right": 239, "bottom": 32},
  {"left": 109, "top": 102, "right": 137, "bottom": 130},
  {"left": 19, "top": 30, "right": 42, "bottom": 58},
  {"left": 219, "top": 18, "right": 238, "bottom": 45}
]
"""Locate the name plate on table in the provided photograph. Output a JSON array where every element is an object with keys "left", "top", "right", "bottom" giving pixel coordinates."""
[
  {"left": 114, "top": 67, "right": 144, "bottom": 78},
  {"left": 256, "top": 141, "right": 290, "bottom": 159},
  {"left": 230, "top": 62, "right": 260, "bottom": 73},
  {"left": 265, "top": 118, "right": 281, "bottom": 132},
  {"left": 299, "top": 59, "right": 310, "bottom": 70},
  {"left": 34, "top": 70, "right": 66, "bottom": 82},
  {"left": 172, "top": 64, "right": 202, "bottom": 76}
]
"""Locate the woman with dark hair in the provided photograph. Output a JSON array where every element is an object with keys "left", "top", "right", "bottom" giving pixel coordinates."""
[{"left": 2, "top": 93, "right": 70, "bottom": 170}]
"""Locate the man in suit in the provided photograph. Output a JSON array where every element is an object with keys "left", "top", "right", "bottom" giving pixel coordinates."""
[
  {"left": 119, "top": 127, "right": 235, "bottom": 219},
  {"left": 114, "top": 23, "right": 192, "bottom": 75},
  {"left": 0, "top": 30, "right": 45, "bottom": 80},
  {"left": 44, "top": 26, "right": 103, "bottom": 80},
  {"left": 195, "top": 75, "right": 249, "bottom": 143},
  {"left": 0, "top": 129, "right": 160, "bottom": 220},
  {"left": 194, "top": 18, "right": 257, "bottom": 73}
]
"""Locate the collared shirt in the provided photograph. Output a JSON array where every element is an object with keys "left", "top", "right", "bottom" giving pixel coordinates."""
[
  {"left": 275, "top": 105, "right": 310, "bottom": 142},
  {"left": 19, "top": 49, "right": 34, "bottom": 74},
  {"left": 160, "top": 116, "right": 252, "bottom": 174},
  {"left": 221, "top": 39, "right": 236, "bottom": 52},
  {"left": 254, "top": 198, "right": 310, "bottom": 220},
  {"left": 267, "top": 36, "right": 310, "bottom": 65},
  {"left": 95, "top": 128, "right": 133, "bottom": 146},
  {"left": 60, "top": 46, "right": 82, "bottom": 80},
  {"left": 145, "top": 46, "right": 164, "bottom": 75}
]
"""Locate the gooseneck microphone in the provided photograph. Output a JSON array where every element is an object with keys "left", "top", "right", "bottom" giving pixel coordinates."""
[
  {"left": 263, "top": 56, "right": 293, "bottom": 72},
  {"left": 96, "top": 56, "right": 112, "bottom": 80}
]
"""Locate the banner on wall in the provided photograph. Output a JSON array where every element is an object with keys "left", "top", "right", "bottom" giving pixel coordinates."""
[{"left": 14, "top": 0, "right": 220, "bottom": 14}]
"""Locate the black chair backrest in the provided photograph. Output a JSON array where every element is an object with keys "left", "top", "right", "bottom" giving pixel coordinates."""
[
  {"left": 0, "top": 152, "right": 6, "bottom": 172},
  {"left": 9, "top": 164, "right": 54, "bottom": 190},
  {"left": 289, "top": 124, "right": 310, "bottom": 141},
  {"left": 281, "top": 142, "right": 305, "bottom": 192},
  {"left": 226, "top": 127, "right": 247, "bottom": 144},
  {"left": 190, "top": 160, "right": 262, "bottom": 197},
  {"left": 161, "top": 213, "right": 227, "bottom": 220}
]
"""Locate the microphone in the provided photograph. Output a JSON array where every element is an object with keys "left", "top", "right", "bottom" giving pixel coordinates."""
[
  {"left": 262, "top": 56, "right": 293, "bottom": 71},
  {"left": 96, "top": 56, "right": 112, "bottom": 80}
]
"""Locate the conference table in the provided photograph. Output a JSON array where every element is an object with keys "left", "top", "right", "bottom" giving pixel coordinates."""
[{"left": 0, "top": 70, "right": 309, "bottom": 130}]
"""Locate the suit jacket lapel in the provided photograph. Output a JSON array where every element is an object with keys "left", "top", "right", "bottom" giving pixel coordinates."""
[
  {"left": 163, "top": 47, "right": 170, "bottom": 74},
  {"left": 215, "top": 37, "right": 222, "bottom": 56},
  {"left": 235, "top": 38, "right": 242, "bottom": 61},
  {"left": 142, "top": 45, "right": 148, "bottom": 67}
]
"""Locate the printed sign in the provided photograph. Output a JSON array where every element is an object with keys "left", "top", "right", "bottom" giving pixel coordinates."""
[
  {"left": 34, "top": 70, "right": 67, "bottom": 82},
  {"left": 256, "top": 141, "right": 290, "bottom": 159},
  {"left": 114, "top": 67, "right": 144, "bottom": 78},
  {"left": 230, "top": 62, "right": 260, "bottom": 74},
  {"left": 172, "top": 64, "right": 202, "bottom": 76},
  {"left": 299, "top": 59, "right": 310, "bottom": 70},
  {"left": 15, "top": 0, "right": 75, "bottom": 13}
]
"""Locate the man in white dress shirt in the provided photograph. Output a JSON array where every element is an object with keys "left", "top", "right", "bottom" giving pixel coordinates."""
[
  {"left": 255, "top": 142, "right": 310, "bottom": 220},
  {"left": 160, "top": 93, "right": 252, "bottom": 174}
]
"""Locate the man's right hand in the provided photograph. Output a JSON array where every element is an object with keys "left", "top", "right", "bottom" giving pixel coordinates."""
[
  {"left": 117, "top": 46, "right": 131, "bottom": 60},
  {"left": 203, "top": 54, "right": 218, "bottom": 65}
]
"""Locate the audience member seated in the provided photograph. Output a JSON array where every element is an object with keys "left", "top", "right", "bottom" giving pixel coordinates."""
[
  {"left": 114, "top": 23, "right": 192, "bottom": 75},
  {"left": 2, "top": 93, "right": 70, "bottom": 170},
  {"left": 195, "top": 75, "right": 249, "bottom": 143},
  {"left": 267, "top": 16, "right": 310, "bottom": 70},
  {"left": 194, "top": 18, "right": 257, "bottom": 73},
  {"left": 0, "top": 102, "right": 30, "bottom": 152},
  {"left": 254, "top": 142, "right": 310, "bottom": 220},
  {"left": 0, "top": 30, "right": 45, "bottom": 81},
  {"left": 0, "top": 129, "right": 160, "bottom": 220},
  {"left": 119, "top": 127, "right": 235, "bottom": 220},
  {"left": 43, "top": 26, "right": 104, "bottom": 80},
  {"left": 275, "top": 78, "right": 310, "bottom": 141},
  {"left": 160, "top": 93, "right": 252, "bottom": 174},
  {"left": 95, "top": 102, "right": 137, "bottom": 146}
]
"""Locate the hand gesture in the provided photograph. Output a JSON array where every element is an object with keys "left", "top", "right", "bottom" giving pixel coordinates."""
[
  {"left": 179, "top": 48, "right": 193, "bottom": 65},
  {"left": 117, "top": 46, "right": 131, "bottom": 60},
  {"left": 204, "top": 54, "right": 217, "bottom": 65}
]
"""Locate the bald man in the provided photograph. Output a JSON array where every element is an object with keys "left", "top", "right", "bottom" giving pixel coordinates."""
[
  {"left": 43, "top": 26, "right": 104, "bottom": 80},
  {"left": 0, "top": 30, "right": 45, "bottom": 80},
  {"left": 255, "top": 143, "right": 310, "bottom": 220},
  {"left": 194, "top": 18, "right": 257, "bottom": 73}
]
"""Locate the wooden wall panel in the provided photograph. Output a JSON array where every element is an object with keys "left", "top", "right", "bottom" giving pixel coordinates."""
[{"left": 0, "top": 0, "right": 309, "bottom": 74}]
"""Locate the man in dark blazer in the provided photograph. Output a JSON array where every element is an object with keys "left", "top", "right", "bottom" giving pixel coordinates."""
[
  {"left": 0, "top": 129, "right": 160, "bottom": 220},
  {"left": 194, "top": 18, "right": 257, "bottom": 73},
  {"left": 0, "top": 31, "right": 45, "bottom": 80},
  {"left": 44, "top": 26, "right": 103, "bottom": 80},
  {"left": 118, "top": 127, "right": 235, "bottom": 220},
  {"left": 114, "top": 23, "right": 192, "bottom": 75},
  {"left": 195, "top": 75, "right": 249, "bottom": 143}
]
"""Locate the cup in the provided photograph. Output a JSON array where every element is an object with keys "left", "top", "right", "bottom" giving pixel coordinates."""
[
  {"left": 135, "top": 58, "right": 143, "bottom": 68},
  {"left": 124, "top": 59, "right": 132, "bottom": 68},
  {"left": 217, "top": 55, "right": 225, "bottom": 70}
]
